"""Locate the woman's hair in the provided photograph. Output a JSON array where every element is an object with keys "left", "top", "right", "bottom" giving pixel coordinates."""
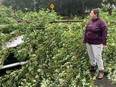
[{"left": 92, "top": 9, "right": 99, "bottom": 17}]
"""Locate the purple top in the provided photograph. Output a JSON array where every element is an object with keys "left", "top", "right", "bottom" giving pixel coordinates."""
[{"left": 84, "top": 18, "right": 107, "bottom": 45}]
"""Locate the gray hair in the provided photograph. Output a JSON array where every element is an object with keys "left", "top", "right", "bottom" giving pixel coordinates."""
[{"left": 92, "top": 9, "right": 99, "bottom": 17}]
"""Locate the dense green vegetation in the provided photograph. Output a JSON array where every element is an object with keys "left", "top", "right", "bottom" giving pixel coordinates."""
[
  {"left": 0, "top": 6, "right": 116, "bottom": 87},
  {"left": 1, "top": 0, "right": 116, "bottom": 17}
]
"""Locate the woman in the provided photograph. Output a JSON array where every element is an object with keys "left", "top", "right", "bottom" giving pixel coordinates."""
[{"left": 84, "top": 9, "right": 107, "bottom": 79}]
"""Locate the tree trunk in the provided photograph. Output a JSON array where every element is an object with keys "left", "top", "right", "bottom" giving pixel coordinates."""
[
  {"left": 108, "top": 8, "right": 112, "bottom": 16},
  {"left": 82, "top": 0, "right": 85, "bottom": 18}
]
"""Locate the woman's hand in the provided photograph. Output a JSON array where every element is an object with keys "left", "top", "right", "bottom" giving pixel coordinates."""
[{"left": 102, "top": 44, "right": 107, "bottom": 49}]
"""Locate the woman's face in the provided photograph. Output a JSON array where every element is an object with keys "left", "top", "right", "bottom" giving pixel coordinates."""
[{"left": 90, "top": 10, "right": 97, "bottom": 19}]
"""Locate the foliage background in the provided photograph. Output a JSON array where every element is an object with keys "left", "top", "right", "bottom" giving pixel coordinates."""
[{"left": 1, "top": 0, "right": 116, "bottom": 17}]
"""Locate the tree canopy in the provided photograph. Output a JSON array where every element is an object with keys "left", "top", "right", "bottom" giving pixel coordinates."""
[{"left": 1, "top": 0, "right": 116, "bottom": 17}]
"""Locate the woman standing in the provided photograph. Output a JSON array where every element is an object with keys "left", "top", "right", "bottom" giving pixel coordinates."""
[{"left": 84, "top": 9, "right": 107, "bottom": 79}]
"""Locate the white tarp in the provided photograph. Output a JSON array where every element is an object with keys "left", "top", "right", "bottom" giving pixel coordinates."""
[{"left": 6, "top": 36, "right": 24, "bottom": 48}]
